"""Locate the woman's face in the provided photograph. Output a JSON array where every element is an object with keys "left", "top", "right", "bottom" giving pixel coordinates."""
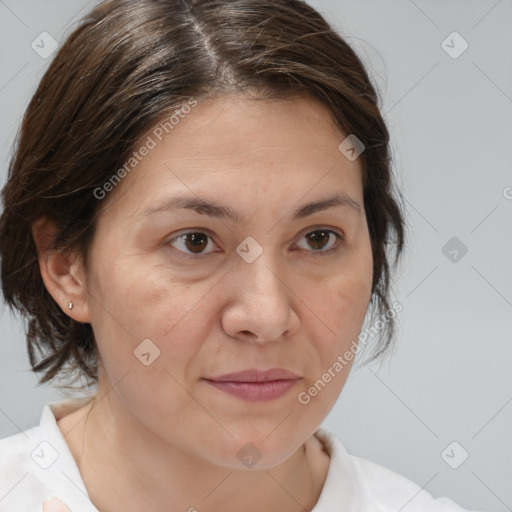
[{"left": 80, "top": 94, "right": 373, "bottom": 468}]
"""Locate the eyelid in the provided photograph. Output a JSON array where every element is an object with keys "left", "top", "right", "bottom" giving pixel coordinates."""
[
  {"left": 165, "top": 228, "right": 219, "bottom": 259},
  {"left": 292, "top": 227, "right": 345, "bottom": 256},
  {"left": 166, "top": 226, "right": 346, "bottom": 258},
  {"left": 297, "top": 225, "right": 345, "bottom": 240}
]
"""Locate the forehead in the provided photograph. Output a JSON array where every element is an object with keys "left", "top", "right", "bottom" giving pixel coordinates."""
[{"left": 98, "top": 94, "right": 364, "bottom": 222}]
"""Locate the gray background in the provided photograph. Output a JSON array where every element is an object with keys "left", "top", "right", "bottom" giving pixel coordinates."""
[{"left": 0, "top": 1, "right": 511, "bottom": 510}]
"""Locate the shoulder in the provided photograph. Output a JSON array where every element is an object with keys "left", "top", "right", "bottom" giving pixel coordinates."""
[
  {"left": 314, "top": 428, "right": 483, "bottom": 512},
  {"left": 0, "top": 399, "right": 96, "bottom": 511},
  {"left": 349, "top": 452, "right": 474, "bottom": 511},
  {"left": 0, "top": 420, "right": 44, "bottom": 472},
  {"left": 0, "top": 424, "right": 37, "bottom": 465},
  {"left": 0, "top": 422, "right": 53, "bottom": 510}
]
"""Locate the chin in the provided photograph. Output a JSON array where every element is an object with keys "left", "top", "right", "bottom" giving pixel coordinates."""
[{"left": 201, "top": 427, "right": 307, "bottom": 471}]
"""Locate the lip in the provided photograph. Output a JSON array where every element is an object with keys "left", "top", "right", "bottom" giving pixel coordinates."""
[
  {"left": 207, "top": 368, "right": 299, "bottom": 382},
  {"left": 203, "top": 368, "right": 300, "bottom": 402}
]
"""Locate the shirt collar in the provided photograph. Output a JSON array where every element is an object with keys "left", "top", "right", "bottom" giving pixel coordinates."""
[{"left": 311, "top": 427, "right": 363, "bottom": 511}]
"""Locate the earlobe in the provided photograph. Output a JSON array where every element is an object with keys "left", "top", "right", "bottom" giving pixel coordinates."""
[{"left": 31, "top": 215, "right": 91, "bottom": 323}]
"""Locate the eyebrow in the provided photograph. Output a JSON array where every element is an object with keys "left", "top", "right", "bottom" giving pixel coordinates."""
[{"left": 138, "top": 192, "right": 362, "bottom": 223}]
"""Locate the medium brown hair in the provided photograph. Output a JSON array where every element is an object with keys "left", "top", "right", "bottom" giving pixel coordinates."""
[{"left": 0, "top": 0, "right": 405, "bottom": 390}]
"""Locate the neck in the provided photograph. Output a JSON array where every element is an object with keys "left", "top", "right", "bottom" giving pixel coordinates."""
[{"left": 57, "top": 392, "right": 330, "bottom": 512}]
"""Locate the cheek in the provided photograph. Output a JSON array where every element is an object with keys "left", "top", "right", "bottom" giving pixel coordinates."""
[
  {"left": 293, "top": 286, "right": 368, "bottom": 432},
  {"left": 89, "top": 248, "right": 206, "bottom": 340},
  {"left": 87, "top": 257, "right": 209, "bottom": 432},
  {"left": 82, "top": 255, "right": 173, "bottom": 372},
  {"left": 306, "top": 248, "right": 373, "bottom": 346}
]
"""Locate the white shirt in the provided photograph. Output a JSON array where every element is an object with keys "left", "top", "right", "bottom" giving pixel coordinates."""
[{"left": 0, "top": 400, "right": 481, "bottom": 512}]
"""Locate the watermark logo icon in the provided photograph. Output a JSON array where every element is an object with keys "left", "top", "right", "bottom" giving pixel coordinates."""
[
  {"left": 441, "top": 441, "right": 469, "bottom": 469},
  {"left": 31, "top": 441, "right": 59, "bottom": 469},
  {"left": 338, "top": 134, "right": 365, "bottom": 161},
  {"left": 237, "top": 442, "right": 262, "bottom": 468},
  {"left": 441, "top": 31, "right": 468, "bottom": 59},
  {"left": 31, "top": 32, "right": 58, "bottom": 59},
  {"left": 134, "top": 338, "right": 161, "bottom": 366},
  {"left": 236, "top": 236, "right": 263, "bottom": 263},
  {"left": 442, "top": 236, "right": 468, "bottom": 263}
]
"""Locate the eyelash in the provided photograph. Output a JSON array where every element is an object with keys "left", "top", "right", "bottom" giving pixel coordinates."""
[{"left": 165, "top": 228, "right": 345, "bottom": 259}]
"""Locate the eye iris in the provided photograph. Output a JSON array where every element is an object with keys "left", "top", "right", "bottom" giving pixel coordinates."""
[
  {"left": 184, "top": 232, "right": 208, "bottom": 253},
  {"left": 306, "top": 230, "right": 330, "bottom": 250}
]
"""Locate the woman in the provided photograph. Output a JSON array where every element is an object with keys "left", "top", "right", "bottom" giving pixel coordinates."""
[{"left": 0, "top": 1, "right": 481, "bottom": 511}]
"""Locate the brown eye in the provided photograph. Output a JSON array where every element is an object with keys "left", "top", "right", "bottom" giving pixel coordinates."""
[
  {"left": 167, "top": 231, "right": 216, "bottom": 256},
  {"left": 306, "top": 230, "right": 331, "bottom": 250},
  {"left": 296, "top": 229, "right": 343, "bottom": 255},
  {"left": 183, "top": 232, "right": 209, "bottom": 253}
]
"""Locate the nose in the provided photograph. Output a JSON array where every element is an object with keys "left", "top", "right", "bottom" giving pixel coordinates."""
[{"left": 221, "top": 249, "right": 300, "bottom": 344}]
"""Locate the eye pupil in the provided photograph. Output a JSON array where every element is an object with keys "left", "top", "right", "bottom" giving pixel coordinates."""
[
  {"left": 306, "top": 230, "right": 330, "bottom": 250},
  {"left": 184, "top": 232, "right": 208, "bottom": 253}
]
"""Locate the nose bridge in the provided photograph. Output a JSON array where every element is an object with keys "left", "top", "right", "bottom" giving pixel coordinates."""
[
  {"left": 235, "top": 241, "right": 286, "bottom": 301},
  {"left": 219, "top": 225, "right": 305, "bottom": 343}
]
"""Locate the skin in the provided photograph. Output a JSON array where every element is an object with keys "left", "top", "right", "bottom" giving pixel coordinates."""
[
  {"left": 32, "top": 93, "right": 374, "bottom": 512},
  {"left": 42, "top": 498, "right": 71, "bottom": 512}
]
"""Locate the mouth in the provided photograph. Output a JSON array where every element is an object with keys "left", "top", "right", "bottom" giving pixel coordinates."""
[{"left": 203, "top": 368, "right": 301, "bottom": 402}]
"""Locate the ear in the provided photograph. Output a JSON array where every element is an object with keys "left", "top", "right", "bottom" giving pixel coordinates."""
[{"left": 31, "top": 215, "right": 91, "bottom": 323}]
